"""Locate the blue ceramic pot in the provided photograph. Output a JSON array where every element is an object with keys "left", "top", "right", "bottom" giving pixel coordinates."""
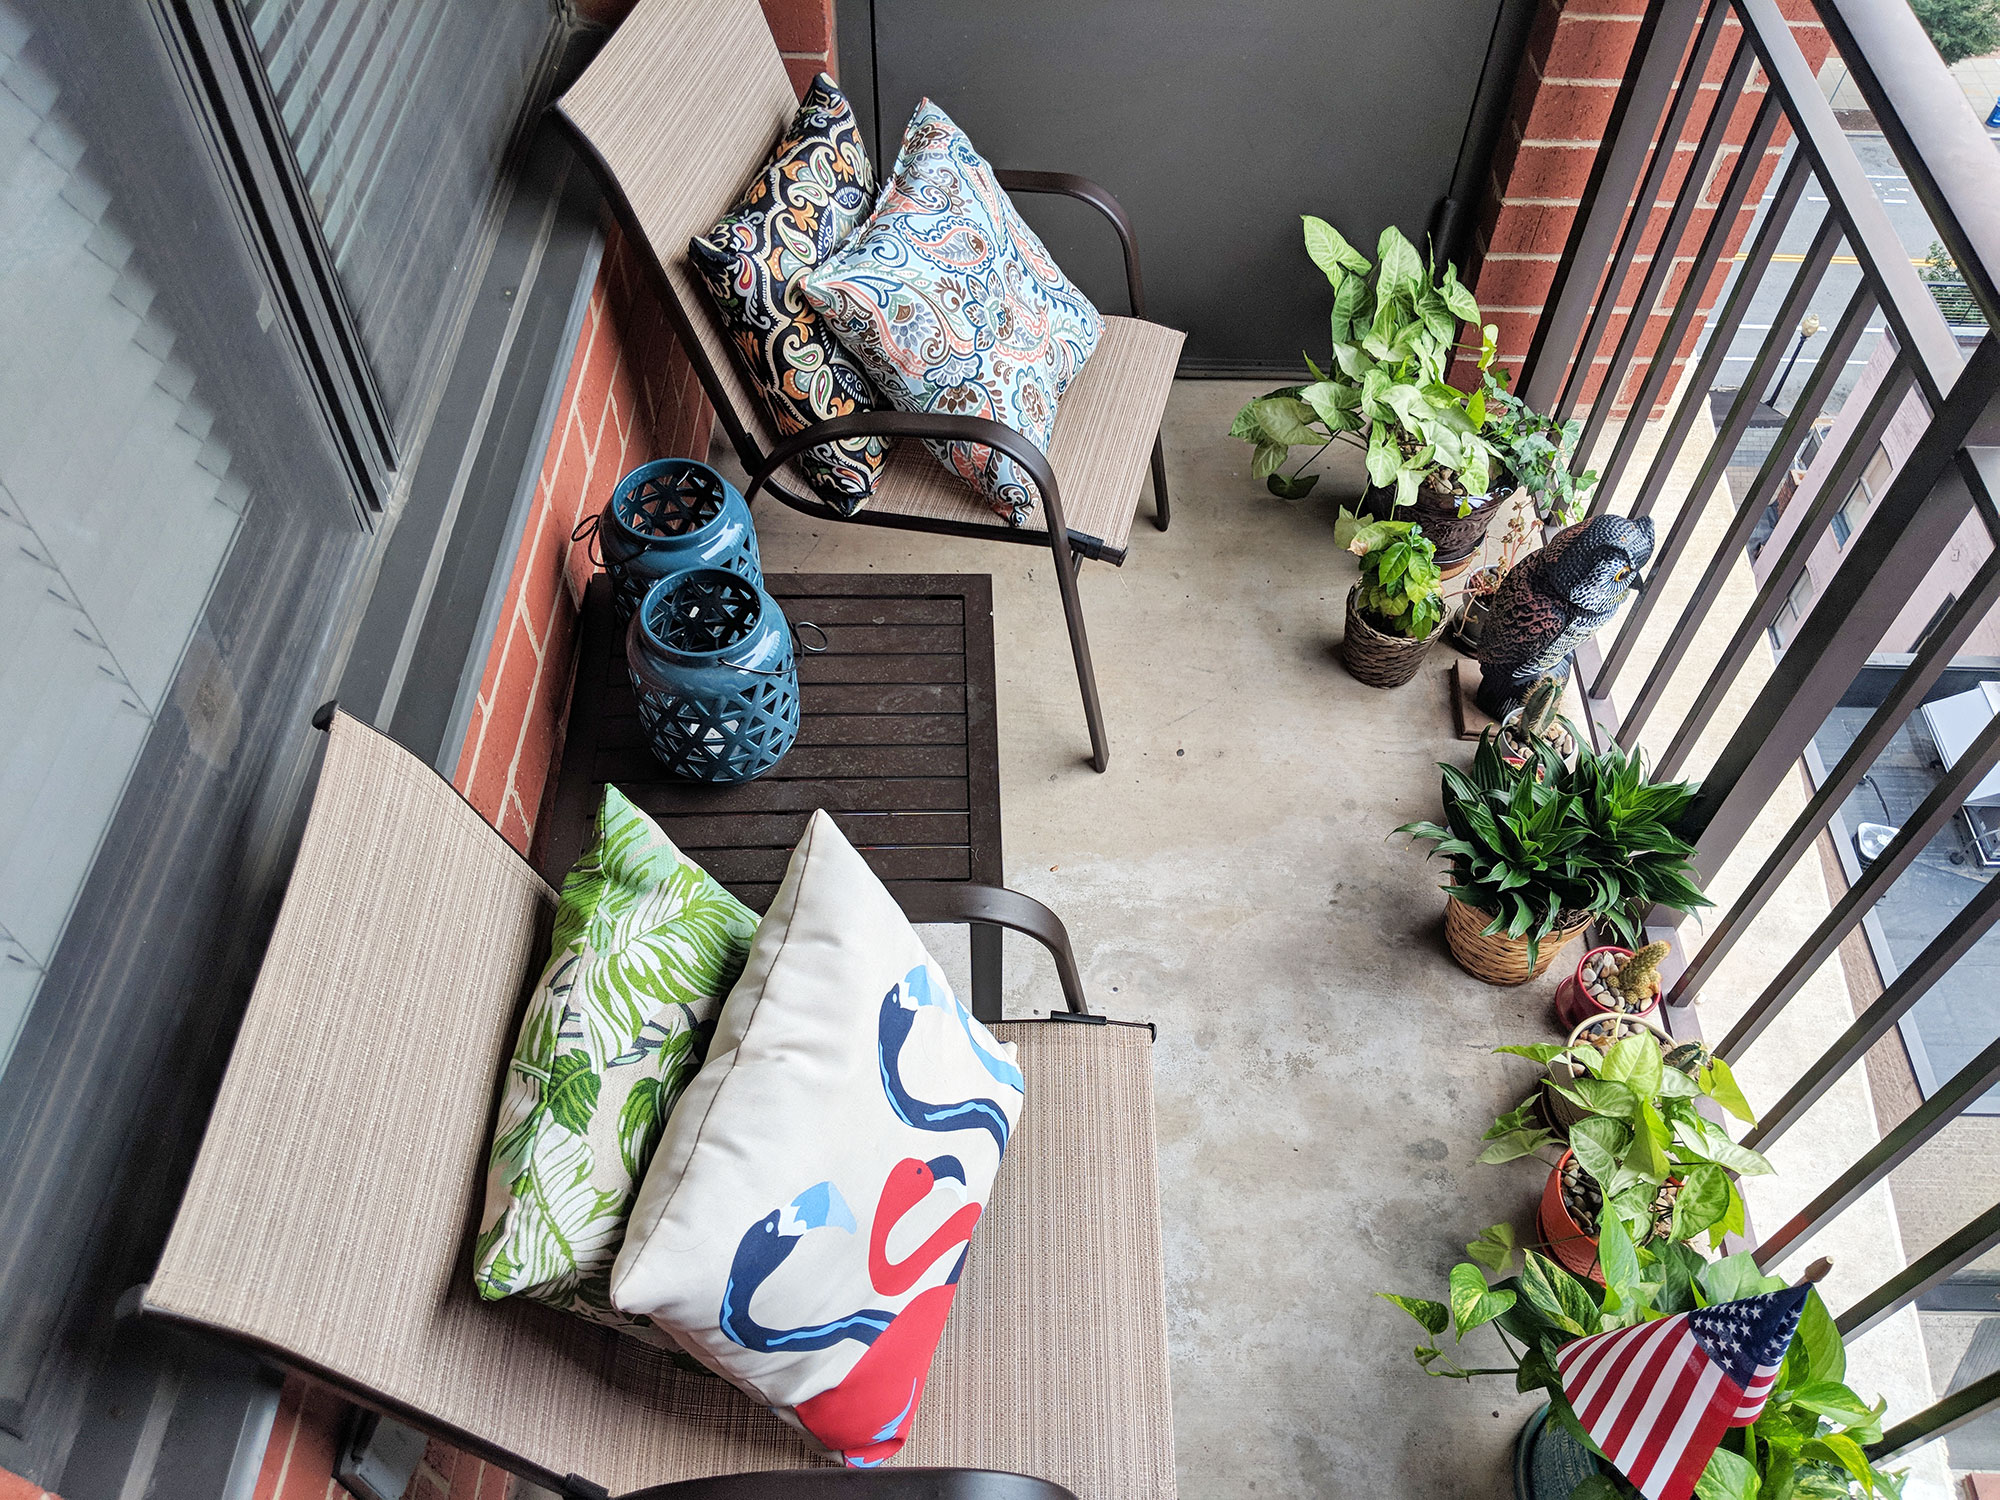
[
  {"left": 587, "top": 458, "right": 761, "bottom": 625},
  {"left": 1513, "top": 1405, "right": 1603, "bottom": 1499},
  {"left": 626, "top": 568, "right": 799, "bottom": 783}
]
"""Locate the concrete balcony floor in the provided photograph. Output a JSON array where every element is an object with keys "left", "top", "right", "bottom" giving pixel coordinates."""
[{"left": 732, "top": 379, "right": 1592, "bottom": 1497}]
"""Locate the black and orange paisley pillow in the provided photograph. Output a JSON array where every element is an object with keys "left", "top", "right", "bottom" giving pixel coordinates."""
[{"left": 690, "top": 74, "right": 885, "bottom": 514}]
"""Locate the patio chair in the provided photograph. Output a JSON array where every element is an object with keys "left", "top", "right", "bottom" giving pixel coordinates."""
[
  {"left": 551, "top": 0, "right": 1186, "bottom": 773},
  {"left": 142, "top": 710, "right": 1176, "bottom": 1500}
]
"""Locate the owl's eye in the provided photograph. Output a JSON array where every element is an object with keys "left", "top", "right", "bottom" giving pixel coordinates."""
[{"left": 1614, "top": 566, "right": 1631, "bottom": 580}]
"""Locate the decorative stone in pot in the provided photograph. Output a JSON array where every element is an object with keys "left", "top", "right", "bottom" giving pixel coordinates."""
[
  {"left": 582, "top": 457, "right": 762, "bottom": 625},
  {"left": 1554, "top": 942, "right": 1665, "bottom": 1029},
  {"left": 1357, "top": 471, "right": 1514, "bottom": 569},
  {"left": 626, "top": 568, "right": 802, "bottom": 784},
  {"left": 1539, "top": 1148, "right": 1605, "bottom": 1286},
  {"left": 1443, "top": 895, "right": 1591, "bottom": 985},
  {"left": 1341, "top": 586, "right": 1446, "bottom": 688}
]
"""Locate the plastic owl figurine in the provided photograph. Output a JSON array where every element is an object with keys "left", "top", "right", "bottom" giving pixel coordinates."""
[{"left": 1474, "top": 513, "right": 1655, "bottom": 719}]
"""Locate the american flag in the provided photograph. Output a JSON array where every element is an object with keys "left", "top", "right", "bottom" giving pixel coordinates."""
[{"left": 1554, "top": 1285, "right": 1809, "bottom": 1500}]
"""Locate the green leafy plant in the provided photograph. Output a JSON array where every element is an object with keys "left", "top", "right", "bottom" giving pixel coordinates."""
[
  {"left": 1396, "top": 735, "right": 1713, "bottom": 970},
  {"left": 1347, "top": 518, "right": 1444, "bottom": 639},
  {"left": 1910, "top": 0, "right": 2000, "bottom": 65},
  {"left": 1380, "top": 1247, "right": 1904, "bottom": 1498},
  {"left": 1230, "top": 217, "right": 1501, "bottom": 505},
  {"left": 1482, "top": 373, "right": 1598, "bottom": 527},
  {"left": 1569, "top": 738, "right": 1714, "bottom": 950},
  {"left": 1480, "top": 1028, "right": 1769, "bottom": 1254}
]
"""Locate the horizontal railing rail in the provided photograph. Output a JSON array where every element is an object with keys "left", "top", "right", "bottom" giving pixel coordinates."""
[{"left": 1519, "top": 0, "right": 2000, "bottom": 1462}]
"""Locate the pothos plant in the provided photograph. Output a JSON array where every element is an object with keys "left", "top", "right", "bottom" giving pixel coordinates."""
[
  {"left": 1481, "top": 373, "right": 1599, "bottom": 530},
  {"left": 1348, "top": 518, "right": 1445, "bottom": 640},
  {"left": 1480, "top": 1029, "right": 1772, "bottom": 1253},
  {"left": 1230, "top": 218, "right": 1502, "bottom": 506},
  {"left": 1380, "top": 1241, "right": 1904, "bottom": 1499}
]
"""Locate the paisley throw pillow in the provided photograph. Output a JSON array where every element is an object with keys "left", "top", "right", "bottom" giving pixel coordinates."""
[
  {"left": 473, "top": 786, "right": 757, "bottom": 1339},
  {"left": 690, "top": 73, "right": 885, "bottom": 514},
  {"left": 611, "top": 811, "right": 1024, "bottom": 1467},
  {"left": 799, "top": 100, "right": 1104, "bottom": 526}
]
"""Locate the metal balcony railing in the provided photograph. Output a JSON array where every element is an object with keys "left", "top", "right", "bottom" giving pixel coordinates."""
[{"left": 1516, "top": 0, "right": 2000, "bottom": 1464}]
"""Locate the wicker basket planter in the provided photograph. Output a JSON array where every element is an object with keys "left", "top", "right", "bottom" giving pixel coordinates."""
[
  {"left": 1443, "top": 897, "right": 1590, "bottom": 985},
  {"left": 1341, "top": 586, "right": 1446, "bottom": 689}
]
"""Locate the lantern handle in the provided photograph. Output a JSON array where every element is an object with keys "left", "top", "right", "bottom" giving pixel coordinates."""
[{"left": 719, "top": 619, "right": 827, "bottom": 675}]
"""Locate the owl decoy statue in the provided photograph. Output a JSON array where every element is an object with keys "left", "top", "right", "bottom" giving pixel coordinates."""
[{"left": 1474, "top": 513, "right": 1656, "bottom": 720}]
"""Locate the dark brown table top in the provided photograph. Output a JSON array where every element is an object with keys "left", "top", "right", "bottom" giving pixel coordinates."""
[{"left": 535, "top": 572, "right": 1003, "bottom": 914}]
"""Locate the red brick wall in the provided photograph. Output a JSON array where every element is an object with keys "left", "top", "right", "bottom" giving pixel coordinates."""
[
  {"left": 1460, "top": 0, "right": 1832, "bottom": 415},
  {"left": 450, "top": 221, "right": 713, "bottom": 852}
]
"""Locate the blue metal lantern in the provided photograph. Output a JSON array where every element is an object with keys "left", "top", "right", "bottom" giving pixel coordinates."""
[
  {"left": 626, "top": 568, "right": 802, "bottom": 783},
  {"left": 579, "top": 458, "right": 761, "bottom": 625}
]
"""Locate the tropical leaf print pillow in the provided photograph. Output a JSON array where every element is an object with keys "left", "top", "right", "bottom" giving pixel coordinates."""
[
  {"left": 799, "top": 99, "right": 1103, "bottom": 526},
  {"left": 473, "top": 786, "right": 757, "bottom": 1336},
  {"left": 689, "top": 73, "right": 886, "bottom": 514}
]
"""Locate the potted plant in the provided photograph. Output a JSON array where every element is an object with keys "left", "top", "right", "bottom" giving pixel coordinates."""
[
  {"left": 1381, "top": 1243, "right": 1902, "bottom": 1500},
  {"left": 1229, "top": 218, "right": 1509, "bottom": 568},
  {"left": 1339, "top": 518, "right": 1447, "bottom": 687},
  {"left": 1554, "top": 939, "right": 1667, "bottom": 1029},
  {"left": 1452, "top": 378, "right": 1598, "bottom": 650},
  {"left": 1479, "top": 1028, "right": 1764, "bottom": 1284},
  {"left": 1542, "top": 1011, "right": 1660, "bottom": 1128}
]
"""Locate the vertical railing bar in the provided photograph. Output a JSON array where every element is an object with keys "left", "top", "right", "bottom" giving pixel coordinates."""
[
  {"left": 1750, "top": 1032, "right": 2000, "bottom": 1269},
  {"left": 1555, "top": 0, "right": 1737, "bottom": 426},
  {"left": 1837, "top": 1202, "right": 2000, "bottom": 1339},
  {"left": 1619, "top": 284, "right": 1874, "bottom": 755},
  {"left": 1660, "top": 367, "right": 1957, "bottom": 1008},
  {"left": 1575, "top": 31, "right": 1756, "bottom": 470},
  {"left": 1868, "top": 1368, "right": 2000, "bottom": 1463},
  {"left": 1589, "top": 93, "right": 1784, "bottom": 516},
  {"left": 1742, "top": 874, "right": 2000, "bottom": 1144},
  {"left": 1714, "top": 688, "right": 2000, "bottom": 1060},
  {"left": 1655, "top": 342, "right": 1899, "bottom": 783},
  {"left": 1676, "top": 336, "right": 2000, "bottom": 882},
  {"left": 1594, "top": 213, "right": 1843, "bottom": 709},
  {"left": 1599, "top": 153, "right": 1812, "bottom": 538},
  {"left": 1733, "top": 0, "right": 1960, "bottom": 400},
  {"left": 1520, "top": 0, "right": 1711, "bottom": 411}
]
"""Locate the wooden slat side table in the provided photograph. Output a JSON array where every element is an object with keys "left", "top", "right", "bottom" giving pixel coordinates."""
[{"left": 536, "top": 573, "right": 1007, "bottom": 1017}]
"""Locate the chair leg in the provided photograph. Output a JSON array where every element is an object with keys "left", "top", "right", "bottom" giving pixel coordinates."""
[
  {"left": 1149, "top": 432, "right": 1171, "bottom": 531},
  {"left": 1051, "top": 542, "right": 1110, "bottom": 773}
]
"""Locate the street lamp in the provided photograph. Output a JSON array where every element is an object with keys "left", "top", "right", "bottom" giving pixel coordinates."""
[{"left": 1766, "top": 311, "right": 1823, "bottom": 409}]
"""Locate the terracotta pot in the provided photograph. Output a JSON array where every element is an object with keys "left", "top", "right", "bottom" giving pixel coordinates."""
[
  {"left": 1443, "top": 897, "right": 1590, "bottom": 985},
  {"left": 1359, "top": 472, "right": 1514, "bottom": 566},
  {"left": 1538, "top": 1150, "right": 1605, "bottom": 1285},
  {"left": 1340, "top": 586, "right": 1445, "bottom": 689},
  {"left": 1554, "top": 944, "right": 1662, "bottom": 1029}
]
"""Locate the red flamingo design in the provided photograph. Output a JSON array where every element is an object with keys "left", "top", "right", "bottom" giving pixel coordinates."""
[{"left": 794, "top": 1155, "right": 980, "bottom": 1466}]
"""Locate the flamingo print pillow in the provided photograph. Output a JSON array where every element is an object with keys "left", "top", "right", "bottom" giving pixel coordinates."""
[
  {"left": 798, "top": 100, "right": 1102, "bottom": 526},
  {"left": 610, "top": 810, "right": 1023, "bottom": 1466}
]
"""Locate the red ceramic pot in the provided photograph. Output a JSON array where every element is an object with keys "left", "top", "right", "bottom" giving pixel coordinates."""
[
  {"left": 1538, "top": 1150, "right": 1605, "bottom": 1287},
  {"left": 1553, "top": 945, "right": 1661, "bottom": 1030}
]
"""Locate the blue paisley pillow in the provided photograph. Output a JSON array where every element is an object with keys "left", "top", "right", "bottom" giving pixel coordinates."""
[
  {"left": 690, "top": 74, "right": 885, "bottom": 514},
  {"left": 798, "top": 101, "right": 1103, "bottom": 526}
]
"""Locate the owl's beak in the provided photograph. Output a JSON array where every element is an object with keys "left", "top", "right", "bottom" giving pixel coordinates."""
[{"left": 1628, "top": 569, "right": 1650, "bottom": 597}]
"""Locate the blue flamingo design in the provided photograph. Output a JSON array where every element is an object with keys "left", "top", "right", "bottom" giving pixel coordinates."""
[
  {"left": 877, "top": 967, "right": 1013, "bottom": 1154},
  {"left": 902, "top": 965, "right": 1023, "bottom": 1093},
  {"left": 720, "top": 1184, "right": 894, "bottom": 1353}
]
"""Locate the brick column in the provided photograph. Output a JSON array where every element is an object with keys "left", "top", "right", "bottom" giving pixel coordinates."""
[{"left": 1461, "top": 0, "right": 1832, "bottom": 417}]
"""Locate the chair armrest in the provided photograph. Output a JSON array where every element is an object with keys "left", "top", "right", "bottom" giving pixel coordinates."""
[
  {"left": 744, "top": 410, "right": 1077, "bottom": 552},
  {"left": 994, "top": 169, "right": 1147, "bottom": 321},
  {"left": 889, "top": 882, "right": 1089, "bottom": 1017}
]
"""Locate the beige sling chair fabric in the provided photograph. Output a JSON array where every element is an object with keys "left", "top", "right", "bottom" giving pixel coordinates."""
[
  {"left": 146, "top": 712, "right": 1177, "bottom": 1499},
  {"left": 554, "top": 0, "right": 1184, "bottom": 562}
]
